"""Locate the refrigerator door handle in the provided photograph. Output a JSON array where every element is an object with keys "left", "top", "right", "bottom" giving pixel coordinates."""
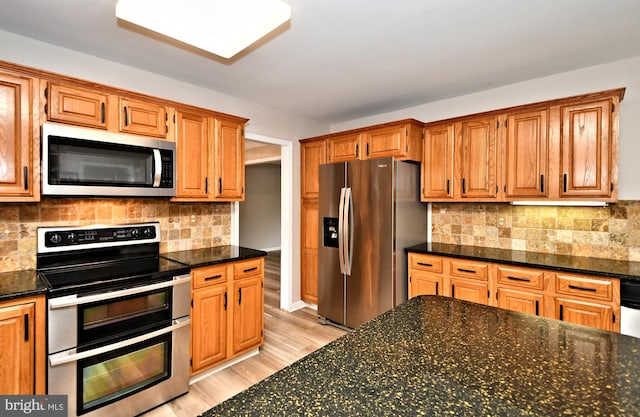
[
  {"left": 344, "top": 187, "right": 354, "bottom": 276},
  {"left": 338, "top": 187, "right": 347, "bottom": 274}
]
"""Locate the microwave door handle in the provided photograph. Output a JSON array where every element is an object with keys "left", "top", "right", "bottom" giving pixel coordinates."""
[{"left": 152, "top": 149, "right": 162, "bottom": 187}]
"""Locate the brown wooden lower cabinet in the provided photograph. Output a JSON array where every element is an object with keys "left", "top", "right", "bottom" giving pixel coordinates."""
[
  {"left": 408, "top": 252, "right": 620, "bottom": 333},
  {"left": 0, "top": 295, "right": 46, "bottom": 394},
  {"left": 190, "top": 258, "right": 264, "bottom": 376}
]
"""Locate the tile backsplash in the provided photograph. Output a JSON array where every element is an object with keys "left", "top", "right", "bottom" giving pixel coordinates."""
[
  {"left": 0, "top": 199, "right": 231, "bottom": 272},
  {"left": 431, "top": 201, "right": 640, "bottom": 262}
]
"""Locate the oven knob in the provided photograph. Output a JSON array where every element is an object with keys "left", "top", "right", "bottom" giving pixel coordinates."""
[
  {"left": 143, "top": 227, "right": 153, "bottom": 238},
  {"left": 67, "top": 232, "right": 77, "bottom": 243},
  {"left": 49, "top": 233, "right": 62, "bottom": 245},
  {"left": 131, "top": 228, "right": 140, "bottom": 238}
]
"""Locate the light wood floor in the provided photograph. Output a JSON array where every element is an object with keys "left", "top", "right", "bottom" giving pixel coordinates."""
[{"left": 141, "top": 251, "right": 346, "bottom": 417}]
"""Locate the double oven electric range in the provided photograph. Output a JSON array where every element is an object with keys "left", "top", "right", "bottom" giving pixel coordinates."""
[{"left": 37, "top": 222, "right": 191, "bottom": 417}]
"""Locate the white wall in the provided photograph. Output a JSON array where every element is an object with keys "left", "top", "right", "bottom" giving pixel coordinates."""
[
  {"left": 239, "top": 164, "right": 281, "bottom": 251},
  {"left": 331, "top": 56, "right": 640, "bottom": 200}
]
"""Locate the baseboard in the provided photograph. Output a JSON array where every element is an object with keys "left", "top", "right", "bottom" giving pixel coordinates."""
[
  {"left": 287, "top": 300, "right": 317, "bottom": 312},
  {"left": 261, "top": 246, "right": 281, "bottom": 252},
  {"left": 188, "top": 348, "right": 260, "bottom": 385}
]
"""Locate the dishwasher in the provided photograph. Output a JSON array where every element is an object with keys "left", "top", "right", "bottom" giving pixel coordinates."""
[{"left": 620, "top": 280, "right": 640, "bottom": 338}]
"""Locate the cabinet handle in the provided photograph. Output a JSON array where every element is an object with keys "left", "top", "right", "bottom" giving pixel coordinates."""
[
  {"left": 101, "top": 102, "right": 105, "bottom": 123},
  {"left": 219, "top": 178, "right": 222, "bottom": 194},
  {"left": 224, "top": 292, "right": 227, "bottom": 310},
  {"left": 559, "top": 304, "right": 564, "bottom": 321},
  {"left": 24, "top": 314, "right": 29, "bottom": 342},
  {"left": 457, "top": 268, "right": 476, "bottom": 274},
  {"left": 446, "top": 179, "right": 450, "bottom": 195},
  {"left": 462, "top": 178, "right": 466, "bottom": 194},
  {"left": 417, "top": 262, "right": 433, "bottom": 267},
  {"left": 507, "top": 276, "right": 531, "bottom": 282},
  {"left": 238, "top": 288, "right": 242, "bottom": 304},
  {"left": 205, "top": 177, "right": 208, "bottom": 194},
  {"left": 366, "top": 143, "right": 370, "bottom": 156},
  {"left": 451, "top": 284, "right": 455, "bottom": 298},
  {"left": 568, "top": 284, "right": 597, "bottom": 293},
  {"left": 540, "top": 174, "right": 544, "bottom": 193},
  {"left": 355, "top": 144, "right": 359, "bottom": 157},
  {"left": 23, "top": 166, "right": 28, "bottom": 191},
  {"left": 535, "top": 300, "right": 539, "bottom": 316},
  {"left": 123, "top": 106, "right": 129, "bottom": 126},
  {"left": 243, "top": 267, "right": 258, "bottom": 273},
  {"left": 563, "top": 174, "right": 568, "bottom": 193},
  {"left": 435, "top": 282, "right": 439, "bottom": 296},
  {"left": 204, "top": 274, "right": 222, "bottom": 281}
]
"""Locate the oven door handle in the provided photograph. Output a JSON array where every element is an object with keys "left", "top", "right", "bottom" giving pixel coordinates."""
[
  {"left": 48, "top": 316, "right": 190, "bottom": 367},
  {"left": 48, "top": 274, "right": 191, "bottom": 309}
]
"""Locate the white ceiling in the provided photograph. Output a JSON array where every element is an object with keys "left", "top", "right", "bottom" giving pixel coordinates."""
[{"left": 1, "top": 0, "right": 639, "bottom": 125}]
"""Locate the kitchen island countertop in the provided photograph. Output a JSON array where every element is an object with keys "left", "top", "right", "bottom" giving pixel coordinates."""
[
  {"left": 407, "top": 242, "right": 640, "bottom": 282},
  {"left": 201, "top": 295, "right": 640, "bottom": 416},
  {"left": 161, "top": 245, "right": 267, "bottom": 268}
]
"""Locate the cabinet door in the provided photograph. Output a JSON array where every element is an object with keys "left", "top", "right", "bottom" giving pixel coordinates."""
[
  {"left": 450, "top": 277, "right": 489, "bottom": 305},
  {"left": 301, "top": 140, "right": 326, "bottom": 199},
  {"left": 497, "top": 287, "right": 543, "bottom": 316},
  {"left": 119, "top": 98, "right": 167, "bottom": 137},
  {"left": 0, "top": 302, "right": 35, "bottom": 394},
  {"left": 560, "top": 99, "right": 612, "bottom": 197},
  {"left": 457, "top": 118, "right": 498, "bottom": 198},
  {"left": 175, "top": 111, "right": 209, "bottom": 198},
  {"left": 191, "top": 284, "right": 228, "bottom": 373},
  {"left": 0, "top": 72, "right": 36, "bottom": 199},
  {"left": 409, "top": 271, "right": 443, "bottom": 298},
  {"left": 301, "top": 201, "right": 319, "bottom": 304},
  {"left": 422, "top": 124, "right": 454, "bottom": 200},
  {"left": 364, "top": 126, "right": 405, "bottom": 159},
  {"left": 556, "top": 298, "right": 614, "bottom": 332},
  {"left": 327, "top": 133, "right": 361, "bottom": 162},
  {"left": 213, "top": 118, "right": 245, "bottom": 200},
  {"left": 47, "top": 83, "right": 108, "bottom": 128},
  {"left": 505, "top": 110, "right": 548, "bottom": 198},
  {"left": 232, "top": 276, "right": 263, "bottom": 355}
]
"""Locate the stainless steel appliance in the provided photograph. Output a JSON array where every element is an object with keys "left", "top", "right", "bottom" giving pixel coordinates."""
[
  {"left": 621, "top": 280, "right": 640, "bottom": 338},
  {"left": 37, "top": 222, "right": 191, "bottom": 417},
  {"left": 41, "top": 123, "right": 176, "bottom": 197},
  {"left": 318, "top": 157, "right": 426, "bottom": 329}
]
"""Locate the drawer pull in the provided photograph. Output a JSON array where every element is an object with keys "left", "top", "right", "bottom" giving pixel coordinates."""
[
  {"left": 243, "top": 266, "right": 258, "bottom": 273},
  {"left": 204, "top": 274, "right": 222, "bottom": 281},
  {"left": 568, "top": 284, "right": 597, "bottom": 292},
  {"left": 507, "top": 276, "right": 531, "bottom": 282},
  {"left": 457, "top": 268, "right": 476, "bottom": 274},
  {"left": 417, "top": 262, "right": 433, "bottom": 267}
]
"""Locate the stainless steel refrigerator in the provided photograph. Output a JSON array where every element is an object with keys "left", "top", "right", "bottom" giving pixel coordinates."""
[{"left": 318, "top": 157, "right": 426, "bottom": 329}]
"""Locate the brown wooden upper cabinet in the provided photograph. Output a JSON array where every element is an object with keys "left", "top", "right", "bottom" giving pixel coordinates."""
[
  {"left": 173, "top": 110, "right": 247, "bottom": 202},
  {"left": 301, "top": 140, "right": 326, "bottom": 200},
  {"left": 46, "top": 82, "right": 168, "bottom": 138},
  {"left": 0, "top": 71, "right": 39, "bottom": 202},
  {"left": 324, "top": 119, "right": 423, "bottom": 163},
  {"left": 421, "top": 88, "right": 623, "bottom": 203}
]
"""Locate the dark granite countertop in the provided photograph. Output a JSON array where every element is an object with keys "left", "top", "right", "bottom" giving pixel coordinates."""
[
  {"left": 161, "top": 245, "right": 267, "bottom": 268},
  {"left": 407, "top": 242, "right": 640, "bottom": 282},
  {"left": 0, "top": 269, "right": 48, "bottom": 302},
  {"left": 201, "top": 296, "right": 640, "bottom": 417}
]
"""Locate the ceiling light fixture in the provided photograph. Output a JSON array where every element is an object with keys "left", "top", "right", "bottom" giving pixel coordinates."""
[
  {"left": 510, "top": 201, "right": 609, "bottom": 207},
  {"left": 115, "top": 0, "right": 291, "bottom": 59}
]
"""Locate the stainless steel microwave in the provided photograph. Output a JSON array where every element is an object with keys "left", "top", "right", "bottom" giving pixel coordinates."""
[{"left": 42, "top": 123, "right": 176, "bottom": 197}]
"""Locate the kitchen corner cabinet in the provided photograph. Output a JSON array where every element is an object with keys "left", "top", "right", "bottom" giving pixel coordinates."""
[
  {"left": 46, "top": 82, "right": 168, "bottom": 138},
  {"left": 0, "top": 71, "right": 39, "bottom": 202},
  {"left": 408, "top": 252, "right": 620, "bottom": 333},
  {"left": 173, "top": 110, "right": 247, "bottom": 202},
  {"left": 190, "top": 258, "right": 264, "bottom": 376},
  {"left": 0, "top": 295, "right": 46, "bottom": 394}
]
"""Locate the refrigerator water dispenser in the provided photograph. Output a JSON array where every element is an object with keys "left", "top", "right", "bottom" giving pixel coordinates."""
[{"left": 323, "top": 217, "right": 339, "bottom": 248}]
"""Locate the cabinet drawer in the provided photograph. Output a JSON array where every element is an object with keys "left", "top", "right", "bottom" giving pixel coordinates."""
[
  {"left": 449, "top": 260, "right": 488, "bottom": 280},
  {"left": 234, "top": 258, "right": 263, "bottom": 279},
  {"left": 497, "top": 266, "right": 544, "bottom": 290},
  {"left": 409, "top": 254, "right": 443, "bottom": 274},
  {"left": 192, "top": 264, "right": 228, "bottom": 289},
  {"left": 555, "top": 274, "right": 613, "bottom": 302}
]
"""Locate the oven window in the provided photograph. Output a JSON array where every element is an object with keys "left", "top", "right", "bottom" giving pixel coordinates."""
[
  {"left": 79, "top": 288, "right": 172, "bottom": 347},
  {"left": 79, "top": 334, "right": 171, "bottom": 415}
]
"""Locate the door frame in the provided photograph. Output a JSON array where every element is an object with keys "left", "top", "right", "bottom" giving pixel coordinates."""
[{"left": 231, "top": 133, "right": 294, "bottom": 311}]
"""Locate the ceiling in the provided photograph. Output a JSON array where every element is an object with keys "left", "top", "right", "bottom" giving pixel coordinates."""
[{"left": 1, "top": 1, "right": 639, "bottom": 125}]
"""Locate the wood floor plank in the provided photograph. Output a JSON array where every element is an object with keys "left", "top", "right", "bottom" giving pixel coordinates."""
[{"left": 140, "top": 251, "right": 346, "bottom": 417}]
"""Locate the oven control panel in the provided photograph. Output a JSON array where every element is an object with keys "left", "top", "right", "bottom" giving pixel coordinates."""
[{"left": 39, "top": 223, "right": 159, "bottom": 249}]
